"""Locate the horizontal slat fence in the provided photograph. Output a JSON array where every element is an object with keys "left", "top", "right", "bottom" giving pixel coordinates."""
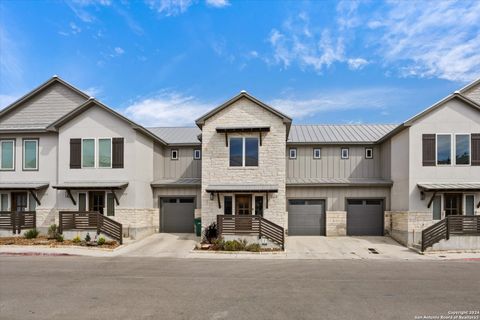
[
  {"left": 59, "top": 211, "right": 122, "bottom": 244},
  {"left": 0, "top": 211, "right": 36, "bottom": 234}
]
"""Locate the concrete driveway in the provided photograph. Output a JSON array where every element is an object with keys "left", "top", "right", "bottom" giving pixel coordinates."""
[
  {"left": 117, "top": 233, "right": 197, "bottom": 258},
  {"left": 285, "top": 236, "right": 422, "bottom": 259}
]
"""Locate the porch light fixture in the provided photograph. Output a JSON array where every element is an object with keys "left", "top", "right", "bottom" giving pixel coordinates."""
[{"left": 210, "top": 192, "right": 214, "bottom": 200}]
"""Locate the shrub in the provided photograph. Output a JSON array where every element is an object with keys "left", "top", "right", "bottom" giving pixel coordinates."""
[
  {"left": 203, "top": 222, "right": 218, "bottom": 244},
  {"left": 97, "top": 237, "right": 106, "bottom": 246},
  {"left": 211, "top": 238, "right": 225, "bottom": 250},
  {"left": 56, "top": 234, "right": 64, "bottom": 242},
  {"left": 85, "top": 232, "right": 91, "bottom": 242},
  {"left": 72, "top": 236, "right": 81, "bottom": 243},
  {"left": 245, "top": 243, "right": 261, "bottom": 252},
  {"left": 24, "top": 228, "right": 39, "bottom": 239},
  {"left": 48, "top": 224, "right": 59, "bottom": 239},
  {"left": 223, "top": 239, "right": 246, "bottom": 251}
]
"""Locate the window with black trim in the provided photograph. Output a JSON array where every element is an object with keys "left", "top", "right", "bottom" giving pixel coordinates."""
[
  {"left": 171, "top": 149, "right": 178, "bottom": 160},
  {"left": 437, "top": 134, "right": 451, "bottom": 165},
  {"left": 289, "top": 148, "right": 297, "bottom": 159},
  {"left": 224, "top": 196, "right": 232, "bottom": 215},
  {"left": 313, "top": 148, "right": 321, "bottom": 159},
  {"left": 365, "top": 147, "right": 373, "bottom": 159},
  {"left": 341, "top": 148, "right": 349, "bottom": 159},
  {"left": 229, "top": 137, "right": 258, "bottom": 167},
  {"left": 255, "top": 196, "right": 263, "bottom": 216},
  {"left": 194, "top": 149, "right": 201, "bottom": 160}
]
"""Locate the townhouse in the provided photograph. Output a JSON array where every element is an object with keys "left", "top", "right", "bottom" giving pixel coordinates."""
[{"left": 0, "top": 76, "right": 479, "bottom": 250}]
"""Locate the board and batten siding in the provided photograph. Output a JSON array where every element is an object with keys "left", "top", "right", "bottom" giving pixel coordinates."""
[
  {"left": 153, "top": 144, "right": 201, "bottom": 180},
  {"left": 153, "top": 187, "right": 202, "bottom": 209},
  {"left": 286, "top": 145, "right": 387, "bottom": 179},
  {"left": 286, "top": 186, "right": 390, "bottom": 212}
]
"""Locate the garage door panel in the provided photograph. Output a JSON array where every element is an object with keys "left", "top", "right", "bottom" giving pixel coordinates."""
[
  {"left": 161, "top": 198, "right": 194, "bottom": 233},
  {"left": 288, "top": 201, "right": 325, "bottom": 236},
  {"left": 347, "top": 199, "right": 383, "bottom": 236}
]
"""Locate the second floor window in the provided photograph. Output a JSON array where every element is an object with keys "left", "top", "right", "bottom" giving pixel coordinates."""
[
  {"left": 82, "top": 139, "right": 95, "bottom": 168},
  {"left": 455, "top": 134, "right": 470, "bottom": 165},
  {"left": 171, "top": 149, "right": 178, "bottom": 160},
  {"left": 194, "top": 149, "right": 201, "bottom": 160},
  {"left": 437, "top": 134, "right": 451, "bottom": 165},
  {"left": 0, "top": 140, "right": 15, "bottom": 170},
  {"left": 341, "top": 148, "right": 349, "bottom": 159},
  {"left": 98, "top": 138, "right": 112, "bottom": 168},
  {"left": 23, "top": 139, "right": 38, "bottom": 170},
  {"left": 229, "top": 137, "right": 258, "bottom": 167}
]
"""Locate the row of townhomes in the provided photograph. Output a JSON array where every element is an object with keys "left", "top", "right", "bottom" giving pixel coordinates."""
[{"left": 0, "top": 76, "right": 479, "bottom": 250}]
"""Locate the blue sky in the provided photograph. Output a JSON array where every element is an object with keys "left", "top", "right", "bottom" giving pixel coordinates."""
[{"left": 1, "top": 0, "right": 479, "bottom": 127}]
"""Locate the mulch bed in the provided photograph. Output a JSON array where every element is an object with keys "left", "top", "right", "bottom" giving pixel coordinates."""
[{"left": 0, "top": 235, "right": 119, "bottom": 249}]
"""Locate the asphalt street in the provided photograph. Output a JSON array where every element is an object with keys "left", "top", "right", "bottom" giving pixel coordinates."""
[{"left": 0, "top": 256, "right": 479, "bottom": 320}]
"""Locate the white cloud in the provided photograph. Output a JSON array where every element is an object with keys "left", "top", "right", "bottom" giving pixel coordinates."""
[
  {"left": 347, "top": 58, "right": 368, "bottom": 70},
  {"left": 114, "top": 47, "right": 125, "bottom": 55},
  {"left": 124, "top": 90, "right": 213, "bottom": 126},
  {"left": 83, "top": 87, "right": 102, "bottom": 98},
  {"left": 205, "top": 0, "right": 229, "bottom": 8},
  {"left": 0, "top": 94, "right": 20, "bottom": 109},
  {"left": 368, "top": 0, "right": 480, "bottom": 82},
  {"left": 69, "top": 22, "right": 82, "bottom": 34},
  {"left": 269, "top": 87, "right": 404, "bottom": 120},
  {"left": 145, "top": 0, "right": 194, "bottom": 16}
]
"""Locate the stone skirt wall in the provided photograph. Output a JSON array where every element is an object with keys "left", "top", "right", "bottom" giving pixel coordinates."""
[
  {"left": 326, "top": 211, "right": 346, "bottom": 236},
  {"left": 385, "top": 211, "right": 434, "bottom": 246}
]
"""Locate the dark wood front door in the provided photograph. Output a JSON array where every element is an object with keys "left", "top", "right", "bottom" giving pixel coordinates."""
[
  {"left": 235, "top": 195, "right": 252, "bottom": 215},
  {"left": 11, "top": 192, "right": 28, "bottom": 212},
  {"left": 89, "top": 191, "right": 105, "bottom": 214},
  {"left": 444, "top": 194, "right": 462, "bottom": 216}
]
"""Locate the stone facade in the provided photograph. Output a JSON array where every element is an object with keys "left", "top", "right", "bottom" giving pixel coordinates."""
[
  {"left": 326, "top": 211, "right": 346, "bottom": 236},
  {"left": 200, "top": 97, "right": 287, "bottom": 229},
  {"left": 385, "top": 211, "right": 435, "bottom": 246}
]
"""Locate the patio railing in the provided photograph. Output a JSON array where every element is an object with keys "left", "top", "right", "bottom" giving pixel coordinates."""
[
  {"left": 59, "top": 211, "right": 123, "bottom": 244},
  {"left": 0, "top": 211, "right": 36, "bottom": 234}
]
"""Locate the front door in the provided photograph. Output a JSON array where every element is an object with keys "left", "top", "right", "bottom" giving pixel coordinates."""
[
  {"left": 235, "top": 195, "right": 252, "bottom": 215},
  {"left": 444, "top": 194, "right": 462, "bottom": 216},
  {"left": 89, "top": 191, "right": 105, "bottom": 214},
  {"left": 11, "top": 192, "right": 28, "bottom": 212}
]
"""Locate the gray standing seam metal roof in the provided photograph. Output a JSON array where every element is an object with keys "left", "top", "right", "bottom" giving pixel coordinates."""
[
  {"left": 147, "top": 124, "right": 398, "bottom": 145},
  {"left": 151, "top": 178, "right": 201, "bottom": 187},
  {"left": 147, "top": 127, "right": 202, "bottom": 145},
  {"left": 287, "top": 178, "right": 393, "bottom": 187},
  {"left": 417, "top": 183, "right": 480, "bottom": 191},
  {"left": 205, "top": 184, "right": 279, "bottom": 192},
  {"left": 0, "top": 182, "right": 50, "bottom": 190}
]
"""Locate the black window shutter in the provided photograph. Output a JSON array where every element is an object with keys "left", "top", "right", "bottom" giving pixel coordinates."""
[
  {"left": 472, "top": 134, "right": 480, "bottom": 166},
  {"left": 422, "top": 134, "right": 436, "bottom": 166},
  {"left": 70, "top": 139, "right": 81, "bottom": 169},
  {"left": 112, "top": 137, "right": 124, "bottom": 168}
]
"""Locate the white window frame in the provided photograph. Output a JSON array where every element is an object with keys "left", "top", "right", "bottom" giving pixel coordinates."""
[
  {"left": 171, "top": 149, "right": 179, "bottom": 160},
  {"left": 193, "top": 149, "right": 201, "bottom": 160},
  {"left": 0, "top": 139, "right": 15, "bottom": 171},
  {"left": 0, "top": 192, "right": 10, "bottom": 211},
  {"left": 432, "top": 194, "right": 443, "bottom": 221},
  {"left": 229, "top": 137, "right": 259, "bottom": 167},
  {"left": 97, "top": 137, "right": 113, "bottom": 168},
  {"left": 313, "top": 148, "right": 321, "bottom": 159},
  {"left": 289, "top": 148, "right": 297, "bottom": 159},
  {"left": 436, "top": 133, "right": 452, "bottom": 166},
  {"left": 454, "top": 133, "right": 471, "bottom": 166},
  {"left": 341, "top": 148, "right": 349, "bottom": 159},
  {"left": 464, "top": 194, "right": 475, "bottom": 215},
  {"left": 22, "top": 139, "right": 39, "bottom": 171},
  {"left": 365, "top": 147, "right": 373, "bottom": 159},
  {"left": 81, "top": 138, "right": 96, "bottom": 168},
  {"left": 78, "top": 192, "right": 88, "bottom": 211}
]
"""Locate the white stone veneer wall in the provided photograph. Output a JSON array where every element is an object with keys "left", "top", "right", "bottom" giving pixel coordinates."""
[{"left": 326, "top": 211, "right": 346, "bottom": 236}]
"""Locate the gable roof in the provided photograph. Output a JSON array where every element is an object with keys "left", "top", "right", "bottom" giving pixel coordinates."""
[
  {"left": 0, "top": 76, "right": 90, "bottom": 133},
  {"left": 378, "top": 93, "right": 480, "bottom": 143},
  {"left": 147, "top": 127, "right": 201, "bottom": 145},
  {"left": 195, "top": 91, "right": 292, "bottom": 133},
  {"left": 459, "top": 77, "right": 480, "bottom": 94},
  {"left": 47, "top": 98, "right": 168, "bottom": 145}
]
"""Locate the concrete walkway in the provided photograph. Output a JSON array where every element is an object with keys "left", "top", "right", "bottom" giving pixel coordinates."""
[{"left": 1, "top": 234, "right": 480, "bottom": 260}]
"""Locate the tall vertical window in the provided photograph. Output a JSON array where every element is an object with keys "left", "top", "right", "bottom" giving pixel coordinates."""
[
  {"left": 23, "top": 139, "right": 38, "bottom": 170},
  {"left": 245, "top": 138, "right": 259, "bottom": 166},
  {"left": 341, "top": 148, "right": 349, "bottom": 159},
  {"left": 437, "top": 134, "right": 451, "bottom": 165},
  {"left": 0, "top": 194, "right": 8, "bottom": 211},
  {"left": 28, "top": 193, "right": 37, "bottom": 211},
  {"left": 455, "top": 134, "right": 470, "bottom": 165},
  {"left": 0, "top": 140, "right": 14, "bottom": 170},
  {"left": 465, "top": 195, "right": 475, "bottom": 216},
  {"left": 82, "top": 139, "right": 95, "bottom": 168},
  {"left": 255, "top": 196, "right": 264, "bottom": 216},
  {"left": 432, "top": 195, "right": 441, "bottom": 220},
  {"left": 224, "top": 196, "right": 232, "bottom": 215},
  {"left": 193, "top": 149, "right": 201, "bottom": 160},
  {"left": 107, "top": 193, "right": 115, "bottom": 216},
  {"left": 98, "top": 138, "right": 112, "bottom": 168},
  {"left": 313, "top": 148, "right": 321, "bottom": 159},
  {"left": 78, "top": 193, "right": 87, "bottom": 212}
]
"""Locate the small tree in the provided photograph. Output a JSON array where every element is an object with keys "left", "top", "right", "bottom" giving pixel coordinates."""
[{"left": 203, "top": 222, "right": 218, "bottom": 244}]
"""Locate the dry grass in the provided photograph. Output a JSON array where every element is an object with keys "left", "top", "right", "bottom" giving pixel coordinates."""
[{"left": 0, "top": 235, "right": 119, "bottom": 249}]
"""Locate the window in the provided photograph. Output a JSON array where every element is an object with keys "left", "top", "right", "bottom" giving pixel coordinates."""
[
  {"left": 194, "top": 149, "right": 201, "bottom": 160},
  {"left": 171, "top": 149, "right": 178, "bottom": 160},
  {"left": 23, "top": 139, "right": 38, "bottom": 170},
  {"left": 224, "top": 196, "right": 232, "bottom": 215},
  {"left": 289, "top": 148, "right": 297, "bottom": 159},
  {"left": 229, "top": 137, "right": 259, "bottom": 167},
  {"left": 432, "top": 196, "right": 441, "bottom": 220},
  {"left": 313, "top": 148, "right": 321, "bottom": 159},
  {"left": 0, "top": 194, "right": 8, "bottom": 211},
  {"left": 255, "top": 196, "right": 264, "bottom": 216},
  {"left": 78, "top": 193, "right": 87, "bottom": 212},
  {"left": 98, "top": 138, "right": 112, "bottom": 168},
  {"left": 107, "top": 193, "right": 115, "bottom": 216},
  {"left": 0, "top": 140, "right": 15, "bottom": 170},
  {"left": 437, "top": 134, "right": 451, "bottom": 165},
  {"left": 455, "top": 134, "right": 470, "bottom": 165},
  {"left": 28, "top": 193, "right": 37, "bottom": 211},
  {"left": 82, "top": 139, "right": 95, "bottom": 168},
  {"left": 341, "top": 148, "right": 349, "bottom": 159},
  {"left": 465, "top": 195, "right": 475, "bottom": 216},
  {"left": 365, "top": 148, "right": 373, "bottom": 159}
]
